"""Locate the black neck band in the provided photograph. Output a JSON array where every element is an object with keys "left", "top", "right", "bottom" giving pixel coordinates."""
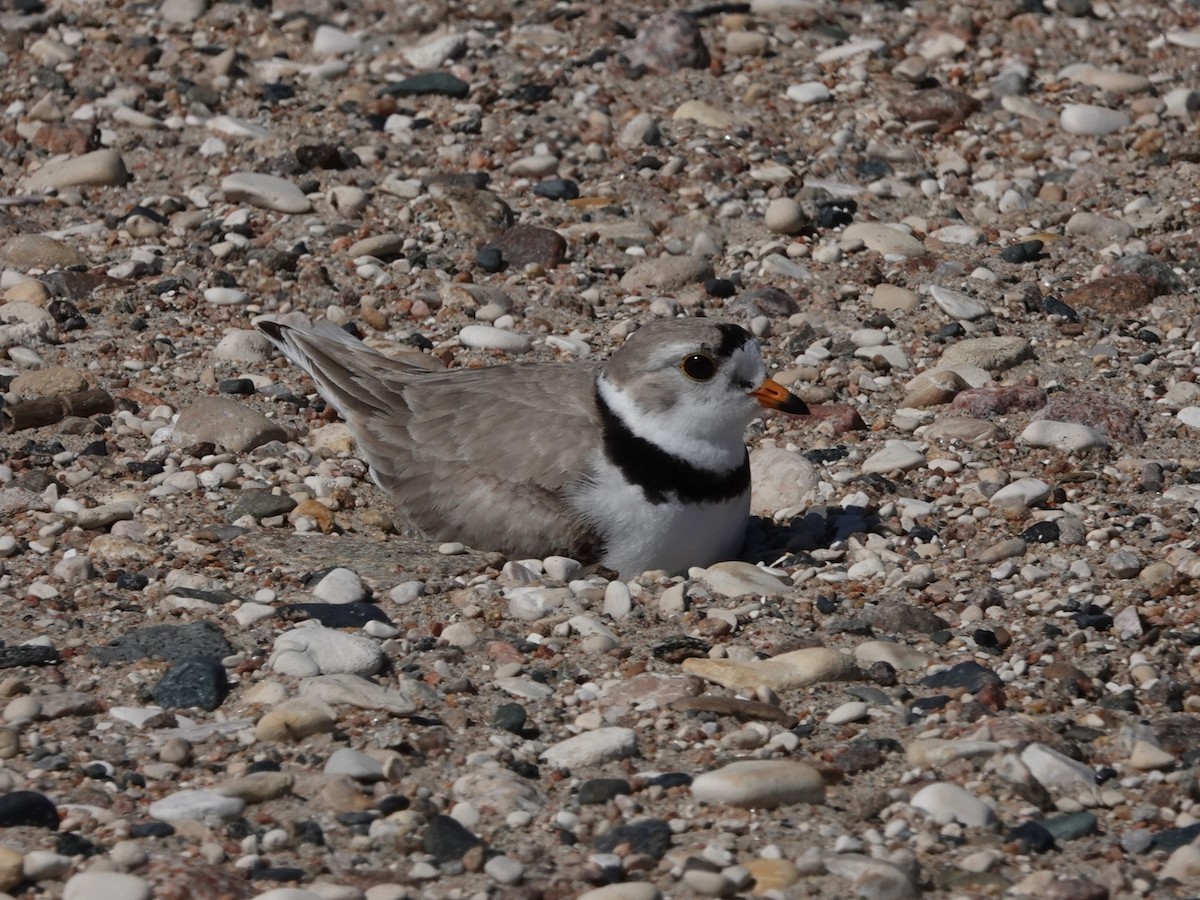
[{"left": 595, "top": 385, "right": 750, "bottom": 506}]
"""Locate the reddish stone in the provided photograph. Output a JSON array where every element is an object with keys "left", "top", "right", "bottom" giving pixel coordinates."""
[
  {"left": 804, "top": 404, "right": 866, "bottom": 433},
  {"left": 31, "top": 123, "right": 98, "bottom": 155},
  {"left": 1044, "top": 879, "right": 1109, "bottom": 900},
  {"left": 890, "top": 88, "right": 981, "bottom": 133},
  {"left": 1062, "top": 273, "right": 1166, "bottom": 314},
  {"left": 481, "top": 224, "right": 567, "bottom": 269},
  {"left": 951, "top": 385, "right": 1046, "bottom": 418},
  {"left": 1032, "top": 390, "right": 1145, "bottom": 445}
]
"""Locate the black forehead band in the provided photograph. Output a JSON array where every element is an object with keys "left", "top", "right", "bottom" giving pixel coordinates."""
[{"left": 714, "top": 323, "right": 752, "bottom": 358}]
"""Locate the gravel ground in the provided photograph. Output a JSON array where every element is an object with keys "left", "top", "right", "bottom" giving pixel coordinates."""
[{"left": 4, "top": 0, "right": 1200, "bottom": 898}]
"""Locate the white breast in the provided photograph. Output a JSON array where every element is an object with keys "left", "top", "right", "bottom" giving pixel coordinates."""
[{"left": 569, "top": 455, "right": 751, "bottom": 577}]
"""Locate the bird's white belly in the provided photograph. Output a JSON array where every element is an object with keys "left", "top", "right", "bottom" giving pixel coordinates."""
[{"left": 570, "top": 459, "right": 750, "bottom": 577}]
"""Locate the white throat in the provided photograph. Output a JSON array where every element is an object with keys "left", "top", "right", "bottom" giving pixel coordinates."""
[{"left": 596, "top": 374, "right": 750, "bottom": 473}]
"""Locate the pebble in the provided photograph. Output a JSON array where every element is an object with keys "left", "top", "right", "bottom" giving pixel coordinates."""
[
  {"left": 0, "top": 791, "right": 58, "bottom": 828},
  {"left": 22, "top": 148, "right": 128, "bottom": 190},
  {"left": 221, "top": 173, "right": 313, "bottom": 214},
  {"left": 62, "top": 872, "right": 152, "bottom": 900},
  {"left": 620, "top": 255, "right": 713, "bottom": 293},
  {"left": 479, "top": 224, "right": 566, "bottom": 270},
  {"left": 1020, "top": 420, "right": 1107, "bottom": 453},
  {"left": 692, "top": 760, "right": 825, "bottom": 808},
  {"left": 763, "top": 198, "right": 805, "bottom": 235},
  {"left": 459, "top": 325, "right": 531, "bottom": 353},
  {"left": 911, "top": 782, "right": 995, "bottom": 827},
  {"left": 682, "top": 646, "right": 859, "bottom": 691},
  {"left": 172, "top": 397, "right": 289, "bottom": 453},
  {"left": 214, "top": 329, "right": 276, "bottom": 364},
  {"left": 861, "top": 441, "right": 925, "bottom": 475},
  {"left": 694, "top": 561, "right": 790, "bottom": 597},
  {"left": 324, "top": 747, "right": 386, "bottom": 781},
  {"left": 404, "top": 31, "right": 468, "bottom": 69},
  {"left": 311, "top": 568, "right": 368, "bottom": 604},
  {"left": 270, "top": 626, "right": 383, "bottom": 677},
  {"left": 577, "top": 886, "right": 661, "bottom": 900},
  {"left": 541, "top": 727, "right": 637, "bottom": 769},
  {"left": 930, "top": 285, "right": 990, "bottom": 321},
  {"left": 786, "top": 82, "right": 832, "bottom": 105},
  {"left": 151, "top": 656, "right": 228, "bottom": 710},
  {"left": 0, "top": 236, "right": 89, "bottom": 270},
  {"left": 841, "top": 223, "right": 926, "bottom": 257},
  {"left": 749, "top": 448, "right": 819, "bottom": 515},
  {"left": 940, "top": 336, "right": 1032, "bottom": 372},
  {"left": 148, "top": 789, "right": 246, "bottom": 822},
  {"left": 254, "top": 697, "right": 338, "bottom": 742},
  {"left": 1060, "top": 104, "right": 1131, "bottom": 135}
]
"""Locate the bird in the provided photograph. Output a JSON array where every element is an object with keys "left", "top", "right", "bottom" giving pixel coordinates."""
[{"left": 256, "top": 316, "right": 808, "bottom": 578}]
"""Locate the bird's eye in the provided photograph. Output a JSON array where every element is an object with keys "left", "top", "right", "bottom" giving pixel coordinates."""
[{"left": 680, "top": 353, "right": 717, "bottom": 381}]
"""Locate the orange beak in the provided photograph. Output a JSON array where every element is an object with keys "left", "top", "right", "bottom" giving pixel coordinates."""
[{"left": 750, "top": 378, "right": 808, "bottom": 415}]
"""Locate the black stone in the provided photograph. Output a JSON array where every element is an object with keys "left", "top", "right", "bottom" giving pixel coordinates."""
[
  {"left": 252, "top": 868, "right": 305, "bottom": 882},
  {"left": 973, "top": 629, "right": 998, "bottom": 648},
  {"left": 492, "top": 702, "right": 527, "bottom": 735},
  {"left": 703, "top": 277, "right": 736, "bottom": 298},
  {"left": 532, "top": 178, "right": 580, "bottom": 200},
  {"left": 56, "top": 831, "right": 100, "bottom": 857},
  {"left": 92, "top": 621, "right": 234, "bottom": 666},
  {"left": 1152, "top": 822, "right": 1200, "bottom": 852},
  {"left": 170, "top": 587, "right": 241, "bottom": 604},
  {"left": 280, "top": 603, "right": 391, "bottom": 629},
  {"left": 382, "top": 72, "right": 470, "bottom": 99},
  {"left": 578, "top": 778, "right": 631, "bottom": 805},
  {"left": 0, "top": 645, "right": 60, "bottom": 668},
  {"left": 645, "top": 772, "right": 692, "bottom": 789},
  {"left": 218, "top": 378, "right": 256, "bottom": 395},
  {"left": 424, "top": 814, "right": 483, "bottom": 864},
  {"left": 376, "top": 796, "right": 410, "bottom": 816},
  {"left": 126, "top": 461, "right": 165, "bottom": 478},
  {"left": 81, "top": 440, "right": 108, "bottom": 456},
  {"left": 129, "top": 820, "right": 174, "bottom": 839},
  {"left": 1042, "top": 296, "right": 1079, "bottom": 322},
  {"left": 815, "top": 596, "right": 838, "bottom": 615},
  {"left": 475, "top": 247, "right": 505, "bottom": 273},
  {"left": 803, "top": 447, "right": 849, "bottom": 464},
  {"left": 920, "top": 661, "right": 1002, "bottom": 692},
  {"left": 247, "top": 759, "right": 282, "bottom": 773},
  {"left": 911, "top": 695, "right": 950, "bottom": 714},
  {"left": 295, "top": 820, "right": 325, "bottom": 846},
  {"left": 1075, "top": 610, "right": 1113, "bottom": 631},
  {"left": 591, "top": 818, "right": 672, "bottom": 860},
  {"left": 935, "top": 322, "right": 965, "bottom": 341},
  {"left": 999, "top": 240, "right": 1043, "bottom": 263},
  {"left": 1006, "top": 821, "right": 1056, "bottom": 854},
  {"left": 651, "top": 637, "right": 711, "bottom": 662},
  {"left": 1044, "top": 811, "right": 1098, "bottom": 842},
  {"left": 151, "top": 656, "right": 229, "bottom": 710},
  {"left": 230, "top": 491, "right": 297, "bottom": 520},
  {"left": 814, "top": 198, "right": 856, "bottom": 229},
  {"left": 1022, "top": 521, "right": 1060, "bottom": 544},
  {"left": 295, "top": 143, "right": 355, "bottom": 171},
  {"left": 0, "top": 791, "right": 58, "bottom": 829}
]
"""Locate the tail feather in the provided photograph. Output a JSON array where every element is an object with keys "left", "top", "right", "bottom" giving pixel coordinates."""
[{"left": 255, "top": 318, "right": 405, "bottom": 423}]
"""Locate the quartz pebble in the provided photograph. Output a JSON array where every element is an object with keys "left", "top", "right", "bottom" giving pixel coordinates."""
[
  {"left": 221, "top": 173, "right": 313, "bottom": 214},
  {"left": 691, "top": 760, "right": 825, "bottom": 808}
]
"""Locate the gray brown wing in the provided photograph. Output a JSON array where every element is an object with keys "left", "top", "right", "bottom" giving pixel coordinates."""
[{"left": 259, "top": 320, "right": 605, "bottom": 559}]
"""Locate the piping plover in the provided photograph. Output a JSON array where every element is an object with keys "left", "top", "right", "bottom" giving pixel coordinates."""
[{"left": 257, "top": 317, "right": 807, "bottom": 577}]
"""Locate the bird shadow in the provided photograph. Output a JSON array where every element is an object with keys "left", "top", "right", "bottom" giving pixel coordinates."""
[{"left": 742, "top": 504, "right": 881, "bottom": 568}]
